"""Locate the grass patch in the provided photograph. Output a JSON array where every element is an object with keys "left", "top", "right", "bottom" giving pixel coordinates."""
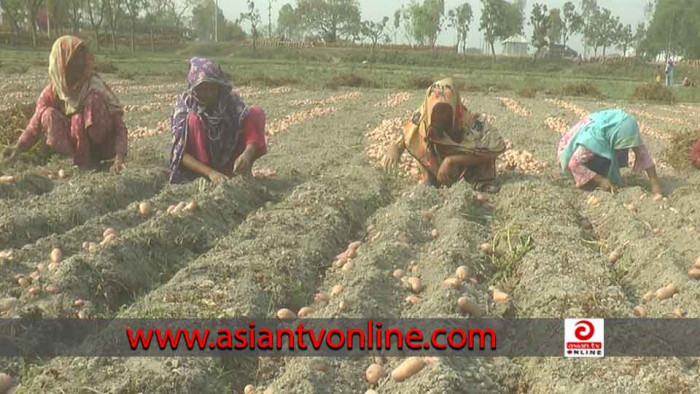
[
  {"left": 516, "top": 86, "right": 541, "bottom": 98},
  {"left": 632, "top": 82, "right": 676, "bottom": 103},
  {"left": 94, "top": 60, "right": 119, "bottom": 74},
  {"left": 558, "top": 81, "right": 603, "bottom": 98},
  {"left": 400, "top": 76, "right": 434, "bottom": 90},
  {"left": 664, "top": 128, "right": 699, "bottom": 171},
  {"left": 488, "top": 223, "right": 534, "bottom": 289},
  {"left": 116, "top": 70, "right": 136, "bottom": 80},
  {"left": 233, "top": 74, "right": 299, "bottom": 87},
  {"left": 325, "top": 73, "right": 378, "bottom": 89}
]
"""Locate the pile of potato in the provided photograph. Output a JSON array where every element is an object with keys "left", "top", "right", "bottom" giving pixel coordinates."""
[
  {"left": 544, "top": 116, "right": 570, "bottom": 134},
  {"left": 291, "top": 92, "right": 363, "bottom": 107},
  {"left": 252, "top": 168, "right": 277, "bottom": 179},
  {"left": 267, "top": 107, "right": 339, "bottom": 137},
  {"left": 627, "top": 108, "right": 691, "bottom": 127},
  {"left": 128, "top": 126, "right": 160, "bottom": 140},
  {"left": 123, "top": 103, "right": 166, "bottom": 113},
  {"left": 373, "top": 92, "right": 411, "bottom": 108},
  {"left": 497, "top": 141, "right": 547, "bottom": 174},
  {"left": 545, "top": 98, "right": 589, "bottom": 118},
  {"left": 267, "top": 86, "right": 292, "bottom": 94},
  {"left": 499, "top": 97, "right": 531, "bottom": 117},
  {"left": 639, "top": 122, "right": 671, "bottom": 141},
  {"left": 364, "top": 117, "right": 420, "bottom": 179}
]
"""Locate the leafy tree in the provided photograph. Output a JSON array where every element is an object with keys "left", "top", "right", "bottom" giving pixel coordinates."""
[
  {"left": 408, "top": 0, "right": 445, "bottom": 48},
  {"left": 104, "top": 0, "right": 123, "bottom": 50},
  {"left": 392, "top": 8, "right": 401, "bottom": 44},
  {"left": 295, "top": 0, "right": 361, "bottom": 43},
  {"left": 277, "top": 3, "right": 301, "bottom": 40},
  {"left": 616, "top": 23, "right": 633, "bottom": 57},
  {"left": 67, "top": 0, "right": 85, "bottom": 34},
  {"left": 645, "top": 0, "right": 700, "bottom": 59},
  {"left": 25, "top": 0, "right": 44, "bottom": 47},
  {"left": 239, "top": 0, "right": 262, "bottom": 48},
  {"left": 361, "top": 16, "right": 389, "bottom": 53},
  {"left": 633, "top": 22, "right": 647, "bottom": 55},
  {"left": 86, "top": 0, "right": 107, "bottom": 49},
  {"left": 400, "top": 6, "right": 414, "bottom": 45},
  {"left": 0, "top": 0, "right": 25, "bottom": 41},
  {"left": 529, "top": 3, "right": 548, "bottom": 57},
  {"left": 593, "top": 8, "right": 617, "bottom": 58},
  {"left": 547, "top": 8, "right": 562, "bottom": 45},
  {"left": 580, "top": 0, "right": 597, "bottom": 56},
  {"left": 479, "top": 0, "right": 522, "bottom": 59},
  {"left": 169, "top": 0, "right": 195, "bottom": 39},
  {"left": 561, "top": 1, "right": 582, "bottom": 47},
  {"left": 125, "top": 0, "right": 144, "bottom": 52},
  {"left": 191, "top": 0, "right": 226, "bottom": 41},
  {"left": 447, "top": 2, "right": 473, "bottom": 53}
]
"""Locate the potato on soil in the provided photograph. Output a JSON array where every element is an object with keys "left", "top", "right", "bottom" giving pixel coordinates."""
[
  {"left": 458, "top": 297, "right": 482, "bottom": 317},
  {"left": 244, "top": 385, "right": 255, "bottom": 394},
  {"left": 50, "top": 248, "right": 63, "bottom": 263},
  {"left": 443, "top": 277, "right": 461, "bottom": 289},
  {"left": 17, "top": 278, "right": 29, "bottom": 287},
  {"left": 633, "top": 306, "right": 647, "bottom": 317},
  {"left": 478, "top": 243, "right": 493, "bottom": 254},
  {"left": 365, "top": 391, "right": 378, "bottom": 394},
  {"left": 656, "top": 284, "right": 678, "bottom": 301},
  {"left": 688, "top": 268, "right": 700, "bottom": 279},
  {"left": 0, "top": 373, "right": 13, "bottom": 394},
  {"left": 405, "top": 295, "right": 419, "bottom": 304},
  {"left": 348, "top": 241, "right": 362, "bottom": 251},
  {"left": 671, "top": 308, "right": 685, "bottom": 318},
  {"left": 331, "top": 285, "right": 344, "bottom": 296},
  {"left": 28, "top": 286, "right": 41, "bottom": 296},
  {"left": 493, "top": 290, "right": 509, "bottom": 303},
  {"left": 315, "top": 293, "right": 330, "bottom": 303},
  {"left": 642, "top": 292, "right": 654, "bottom": 302},
  {"left": 74, "top": 299, "right": 85, "bottom": 308},
  {"left": 45, "top": 284, "right": 59, "bottom": 293},
  {"left": 455, "top": 265, "right": 469, "bottom": 280},
  {"left": 365, "top": 363, "right": 386, "bottom": 384},
  {"left": 276, "top": 308, "right": 296, "bottom": 320},
  {"left": 392, "top": 269, "right": 404, "bottom": 279},
  {"left": 407, "top": 277, "right": 423, "bottom": 293},
  {"left": 0, "top": 175, "right": 15, "bottom": 184},
  {"left": 103, "top": 227, "right": 118, "bottom": 238},
  {"left": 607, "top": 246, "right": 624, "bottom": 264},
  {"left": 341, "top": 261, "right": 353, "bottom": 273},
  {"left": 185, "top": 201, "right": 198, "bottom": 211},
  {"left": 391, "top": 357, "right": 425, "bottom": 382},
  {"left": 431, "top": 229, "right": 439, "bottom": 239},
  {"left": 298, "top": 306, "right": 313, "bottom": 318},
  {"left": 138, "top": 202, "right": 152, "bottom": 217},
  {"left": 694, "top": 256, "right": 700, "bottom": 269}
]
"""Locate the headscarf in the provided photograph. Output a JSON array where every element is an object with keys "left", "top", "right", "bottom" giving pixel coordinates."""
[
  {"left": 48, "top": 35, "right": 122, "bottom": 115},
  {"left": 402, "top": 78, "right": 506, "bottom": 177},
  {"left": 559, "top": 109, "right": 643, "bottom": 186},
  {"left": 169, "top": 57, "right": 248, "bottom": 183}
]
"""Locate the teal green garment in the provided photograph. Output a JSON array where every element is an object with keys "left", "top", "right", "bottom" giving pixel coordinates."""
[{"left": 559, "top": 109, "right": 643, "bottom": 186}]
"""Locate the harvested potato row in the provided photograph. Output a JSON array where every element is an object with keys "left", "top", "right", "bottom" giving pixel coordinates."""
[
  {"left": 0, "top": 167, "right": 167, "bottom": 250},
  {"left": 4, "top": 179, "right": 272, "bottom": 319},
  {"left": 373, "top": 92, "right": 412, "bottom": 108},
  {"left": 20, "top": 172, "right": 390, "bottom": 393},
  {"left": 499, "top": 97, "right": 532, "bottom": 117},
  {"left": 290, "top": 91, "right": 362, "bottom": 107}
]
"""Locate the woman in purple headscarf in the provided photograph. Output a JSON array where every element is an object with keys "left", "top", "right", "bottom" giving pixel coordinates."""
[{"left": 169, "top": 57, "right": 267, "bottom": 183}]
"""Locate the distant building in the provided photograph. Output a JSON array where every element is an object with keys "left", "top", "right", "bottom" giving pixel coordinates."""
[
  {"left": 546, "top": 44, "right": 578, "bottom": 59},
  {"left": 502, "top": 34, "right": 529, "bottom": 56}
]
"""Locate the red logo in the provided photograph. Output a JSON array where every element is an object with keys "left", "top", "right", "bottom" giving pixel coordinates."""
[{"left": 574, "top": 320, "right": 594, "bottom": 341}]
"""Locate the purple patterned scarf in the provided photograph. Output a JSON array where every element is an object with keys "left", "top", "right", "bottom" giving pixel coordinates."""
[{"left": 168, "top": 57, "right": 248, "bottom": 183}]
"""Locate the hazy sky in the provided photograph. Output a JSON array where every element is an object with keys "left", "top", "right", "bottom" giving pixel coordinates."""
[{"left": 221, "top": 1, "right": 648, "bottom": 54}]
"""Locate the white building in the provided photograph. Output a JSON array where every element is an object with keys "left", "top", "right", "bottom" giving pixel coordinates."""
[{"left": 502, "top": 34, "right": 529, "bottom": 57}]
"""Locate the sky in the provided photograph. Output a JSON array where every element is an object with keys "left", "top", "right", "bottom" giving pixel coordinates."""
[{"left": 220, "top": 1, "right": 649, "bottom": 55}]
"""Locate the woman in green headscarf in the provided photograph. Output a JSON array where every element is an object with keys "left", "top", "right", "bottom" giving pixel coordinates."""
[
  {"left": 382, "top": 78, "right": 506, "bottom": 190},
  {"left": 558, "top": 109, "right": 664, "bottom": 197}
]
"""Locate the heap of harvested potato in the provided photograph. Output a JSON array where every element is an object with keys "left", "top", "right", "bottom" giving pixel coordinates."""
[
  {"left": 544, "top": 116, "right": 570, "bottom": 134},
  {"left": 373, "top": 92, "right": 411, "bottom": 108},
  {"left": 267, "top": 107, "right": 339, "bottom": 137},
  {"left": 290, "top": 92, "right": 362, "bottom": 107},
  {"left": 364, "top": 117, "right": 420, "bottom": 179},
  {"left": 545, "top": 98, "right": 589, "bottom": 118},
  {"left": 499, "top": 97, "right": 531, "bottom": 117},
  {"left": 627, "top": 108, "right": 691, "bottom": 127},
  {"left": 497, "top": 140, "right": 547, "bottom": 174}
]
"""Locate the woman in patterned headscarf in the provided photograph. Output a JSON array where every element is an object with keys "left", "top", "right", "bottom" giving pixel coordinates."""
[
  {"left": 383, "top": 78, "right": 506, "bottom": 190},
  {"left": 169, "top": 57, "right": 267, "bottom": 184},
  {"left": 1, "top": 36, "right": 128, "bottom": 174}
]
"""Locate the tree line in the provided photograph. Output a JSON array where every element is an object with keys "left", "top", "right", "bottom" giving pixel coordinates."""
[{"left": 1, "top": 0, "right": 699, "bottom": 59}]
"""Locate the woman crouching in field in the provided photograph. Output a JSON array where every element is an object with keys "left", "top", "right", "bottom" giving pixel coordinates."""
[
  {"left": 558, "top": 109, "right": 665, "bottom": 197},
  {"left": 1, "top": 36, "right": 128, "bottom": 174},
  {"left": 382, "top": 78, "right": 506, "bottom": 191},
  {"left": 691, "top": 138, "right": 700, "bottom": 169},
  {"left": 169, "top": 57, "right": 267, "bottom": 184}
]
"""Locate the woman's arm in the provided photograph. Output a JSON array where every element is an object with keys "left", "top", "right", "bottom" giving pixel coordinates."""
[{"left": 182, "top": 153, "right": 228, "bottom": 183}]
